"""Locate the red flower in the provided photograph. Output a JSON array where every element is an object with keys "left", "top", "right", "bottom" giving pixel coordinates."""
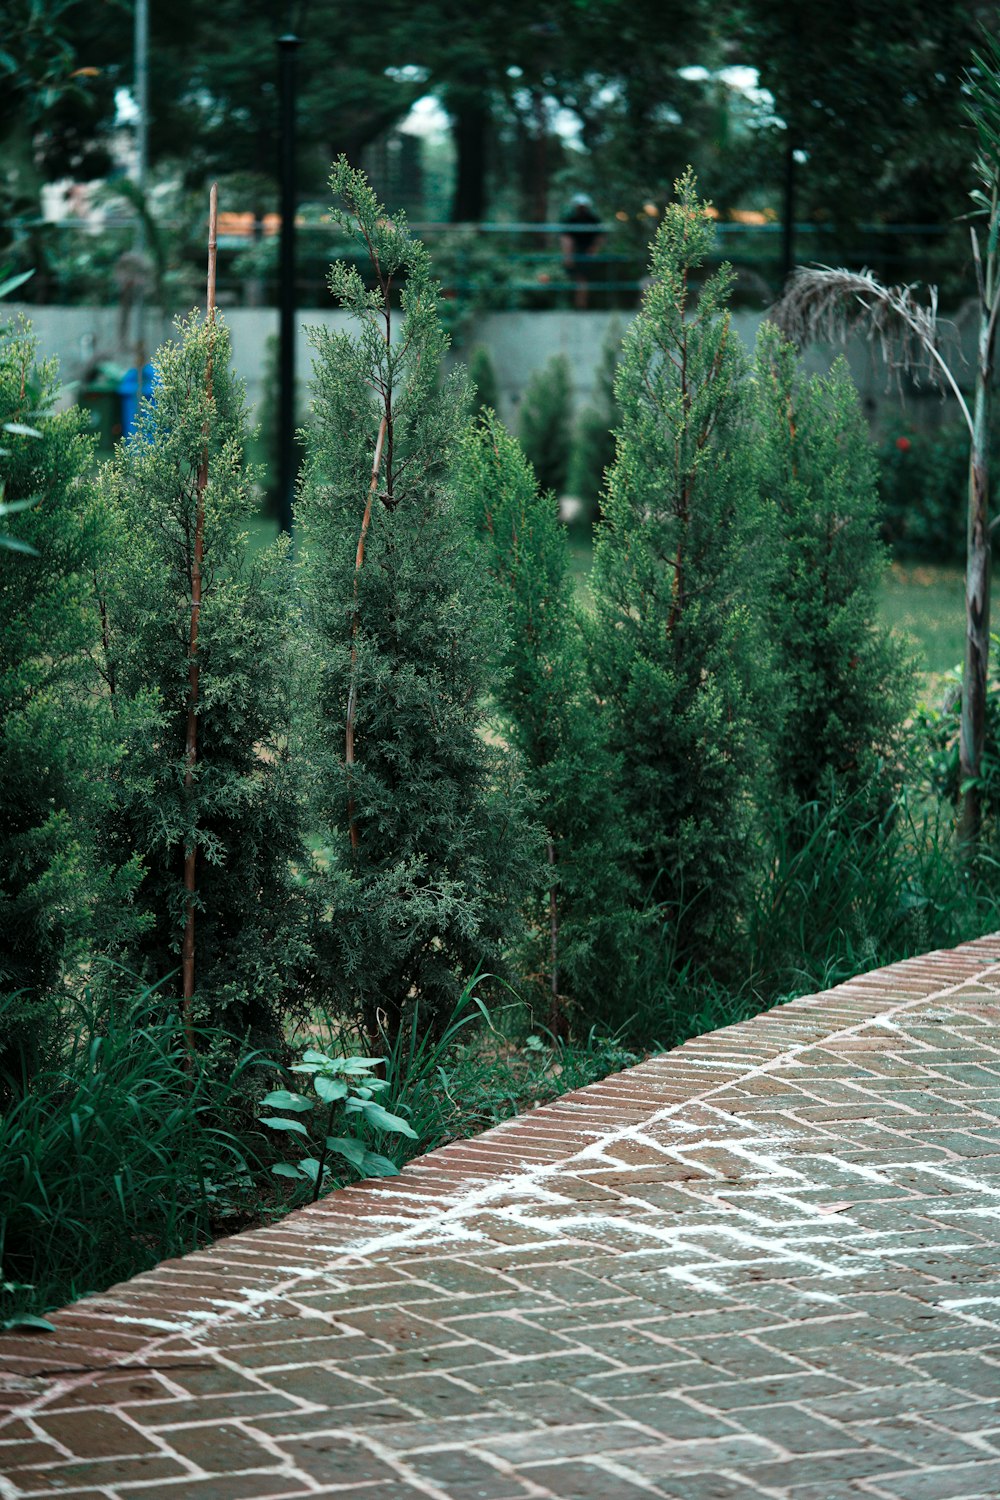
[{"left": 895, "top": 436, "right": 912, "bottom": 453}]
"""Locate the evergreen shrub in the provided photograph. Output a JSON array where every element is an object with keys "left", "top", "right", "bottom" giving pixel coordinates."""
[
  {"left": 519, "top": 352, "right": 573, "bottom": 497},
  {"left": 0, "top": 324, "right": 136, "bottom": 1089},
  {"left": 461, "top": 412, "right": 635, "bottom": 1031},
  {"left": 588, "top": 171, "right": 776, "bottom": 977},
  {"left": 95, "top": 313, "right": 309, "bottom": 1045},
  {"left": 299, "top": 160, "right": 537, "bottom": 1042},
  {"left": 467, "top": 344, "right": 500, "bottom": 420},
  {"left": 568, "top": 321, "right": 622, "bottom": 516},
  {"left": 754, "top": 323, "right": 913, "bottom": 821}
]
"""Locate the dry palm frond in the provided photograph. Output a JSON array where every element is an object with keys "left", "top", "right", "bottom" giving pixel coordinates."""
[{"left": 769, "top": 266, "right": 972, "bottom": 437}]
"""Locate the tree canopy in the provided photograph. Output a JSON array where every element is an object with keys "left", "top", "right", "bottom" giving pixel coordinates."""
[{"left": 4, "top": 0, "right": 996, "bottom": 268}]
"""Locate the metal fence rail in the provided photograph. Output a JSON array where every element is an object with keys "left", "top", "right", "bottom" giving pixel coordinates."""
[{"left": 1, "top": 215, "right": 963, "bottom": 310}]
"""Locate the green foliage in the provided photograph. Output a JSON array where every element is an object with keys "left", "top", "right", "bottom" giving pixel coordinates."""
[
  {"left": 334, "top": 977, "right": 640, "bottom": 1156},
  {"left": 430, "top": 230, "right": 528, "bottom": 341},
  {"left": 568, "top": 321, "right": 622, "bottom": 517},
  {"left": 518, "top": 353, "right": 573, "bottom": 497},
  {"left": 0, "top": 322, "right": 135, "bottom": 1088},
  {"left": 754, "top": 323, "right": 913, "bottom": 818},
  {"left": 917, "top": 644, "right": 1000, "bottom": 845},
  {"left": 467, "top": 343, "right": 499, "bottom": 418},
  {"left": 299, "top": 159, "right": 537, "bottom": 1040},
  {"left": 95, "top": 313, "right": 309, "bottom": 1043},
  {"left": 619, "top": 778, "right": 997, "bottom": 1049},
  {"left": 742, "top": 0, "right": 980, "bottom": 280},
  {"left": 0, "top": 497, "right": 38, "bottom": 555},
  {"left": 460, "top": 412, "right": 636, "bottom": 1029},
  {"left": 259, "top": 1047, "right": 416, "bottom": 1199},
  {"left": 749, "top": 790, "right": 972, "bottom": 1000},
  {"left": 588, "top": 171, "right": 775, "bottom": 973},
  {"left": 877, "top": 419, "right": 995, "bottom": 563},
  {"left": 0, "top": 983, "right": 263, "bottom": 1328}
]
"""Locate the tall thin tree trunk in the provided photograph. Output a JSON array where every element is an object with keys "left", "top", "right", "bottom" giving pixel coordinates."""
[
  {"left": 450, "top": 91, "right": 488, "bottom": 223},
  {"left": 959, "top": 210, "right": 998, "bottom": 853},
  {"left": 780, "top": 137, "right": 796, "bottom": 286},
  {"left": 530, "top": 89, "right": 549, "bottom": 225},
  {"left": 959, "top": 321, "right": 994, "bottom": 849},
  {"left": 180, "top": 182, "right": 218, "bottom": 1048}
]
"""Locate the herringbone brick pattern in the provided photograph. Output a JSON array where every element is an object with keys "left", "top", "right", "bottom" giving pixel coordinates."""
[{"left": 3, "top": 938, "right": 1000, "bottom": 1499}]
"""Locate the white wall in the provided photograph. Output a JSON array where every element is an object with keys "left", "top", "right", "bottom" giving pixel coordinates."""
[{"left": 9, "top": 302, "right": 980, "bottom": 437}]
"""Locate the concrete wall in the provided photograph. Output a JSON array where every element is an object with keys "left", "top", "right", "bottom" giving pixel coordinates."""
[{"left": 9, "top": 301, "right": 980, "bottom": 438}]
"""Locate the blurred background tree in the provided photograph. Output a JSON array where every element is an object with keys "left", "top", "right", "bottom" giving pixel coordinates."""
[{"left": 3, "top": 0, "right": 997, "bottom": 302}]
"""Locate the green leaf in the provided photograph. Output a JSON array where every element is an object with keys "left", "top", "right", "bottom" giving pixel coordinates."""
[
  {"left": 1, "top": 1314, "right": 55, "bottom": 1332},
  {"left": 325, "top": 1135, "right": 367, "bottom": 1167},
  {"left": 314, "top": 1075, "right": 348, "bottom": 1103},
  {"left": 259, "top": 1115, "right": 309, "bottom": 1136},
  {"left": 298, "top": 1157, "right": 324, "bottom": 1182},
  {"left": 0, "top": 268, "right": 34, "bottom": 299},
  {"left": 350, "top": 1100, "right": 418, "bottom": 1138},
  {"left": 361, "top": 1151, "right": 400, "bottom": 1177},
  {"left": 260, "top": 1089, "right": 313, "bottom": 1113},
  {"left": 271, "top": 1162, "right": 304, "bottom": 1179},
  {"left": 300, "top": 1048, "right": 335, "bottom": 1066}
]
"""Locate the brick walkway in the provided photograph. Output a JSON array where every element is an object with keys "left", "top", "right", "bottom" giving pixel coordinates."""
[{"left": 3, "top": 940, "right": 1000, "bottom": 1500}]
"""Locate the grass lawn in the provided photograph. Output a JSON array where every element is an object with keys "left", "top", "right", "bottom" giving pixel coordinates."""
[{"left": 879, "top": 562, "right": 965, "bottom": 697}]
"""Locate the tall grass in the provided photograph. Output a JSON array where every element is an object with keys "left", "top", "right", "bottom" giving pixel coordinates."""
[
  {"left": 0, "top": 983, "right": 267, "bottom": 1328},
  {"left": 609, "top": 785, "right": 999, "bottom": 1051},
  {"left": 300, "top": 980, "right": 639, "bottom": 1171},
  {"left": 749, "top": 789, "right": 996, "bottom": 1002}
]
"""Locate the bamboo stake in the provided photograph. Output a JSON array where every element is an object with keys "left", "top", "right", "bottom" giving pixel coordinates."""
[
  {"left": 546, "top": 837, "right": 564, "bottom": 1039},
  {"left": 345, "top": 415, "right": 388, "bottom": 851},
  {"left": 180, "top": 181, "right": 218, "bottom": 1049}
]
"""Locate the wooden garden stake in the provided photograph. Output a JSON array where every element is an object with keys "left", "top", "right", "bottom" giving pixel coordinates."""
[
  {"left": 180, "top": 181, "right": 218, "bottom": 1048},
  {"left": 346, "top": 413, "right": 387, "bottom": 852}
]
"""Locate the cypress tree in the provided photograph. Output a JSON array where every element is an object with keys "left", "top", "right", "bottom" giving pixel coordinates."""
[
  {"left": 754, "top": 323, "right": 913, "bottom": 817},
  {"left": 519, "top": 353, "right": 573, "bottom": 498},
  {"left": 588, "top": 171, "right": 775, "bottom": 972},
  {"left": 467, "top": 344, "right": 500, "bottom": 421},
  {"left": 299, "top": 161, "right": 537, "bottom": 1041},
  {"left": 568, "top": 321, "right": 623, "bottom": 517},
  {"left": 460, "top": 412, "right": 636, "bottom": 1033},
  {"left": 0, "top": 324, "right": 135, "bottom": 1084},
  {"left": 96, "top": 313, "right": 308, "bottom": 1044}
]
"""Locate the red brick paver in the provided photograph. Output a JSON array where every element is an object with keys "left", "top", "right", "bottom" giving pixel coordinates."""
[{"left": 3, "top": 938, "right": 1000, "bottom": 1499}]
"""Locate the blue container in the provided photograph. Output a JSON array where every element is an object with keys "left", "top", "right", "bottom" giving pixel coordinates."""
[{"left": 118, "top": 363, "right": 156, "bottom": 438}]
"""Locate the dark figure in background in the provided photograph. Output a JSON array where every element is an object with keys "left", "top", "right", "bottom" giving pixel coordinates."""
[{"left": 560, "top": 193, "right": 605, "bottom": 310}]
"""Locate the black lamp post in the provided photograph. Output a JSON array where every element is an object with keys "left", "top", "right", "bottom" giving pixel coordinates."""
[{"left": 277, "top": 31, "right": 300, "bottom": 535}]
